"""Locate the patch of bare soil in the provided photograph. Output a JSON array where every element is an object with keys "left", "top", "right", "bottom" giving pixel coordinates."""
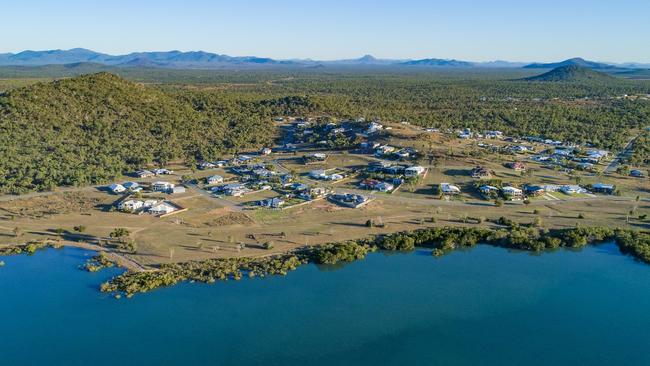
[
  {"left": 0, "top": 192, "right": 102, "bottom": 219},
  {"left": 206, "top": 212, "right": 255, "bottom": 226},
  {"left": 313, "top": 202, "right": 342, "bottom": 212}
]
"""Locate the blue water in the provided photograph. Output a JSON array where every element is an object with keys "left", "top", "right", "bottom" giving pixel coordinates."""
[{"left": 1, "top": 244, "right": 650, "bottom": 366}]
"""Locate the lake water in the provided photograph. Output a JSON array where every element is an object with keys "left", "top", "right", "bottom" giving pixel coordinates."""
[{"left": 1, "top": 243, "right": 650, "bottom": 366}]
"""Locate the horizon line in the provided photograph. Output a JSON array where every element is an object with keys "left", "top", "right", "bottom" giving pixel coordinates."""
[{"left": 1, "top": 47, "right": 649, "bottom": 65}]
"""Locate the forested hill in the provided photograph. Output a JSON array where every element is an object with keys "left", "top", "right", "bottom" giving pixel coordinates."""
[
  {"left": 525, "top": 65, "right": 615, "bottom": 82},
  {"left": 0, "top": 73, "right": 303, "bottom": 193}
]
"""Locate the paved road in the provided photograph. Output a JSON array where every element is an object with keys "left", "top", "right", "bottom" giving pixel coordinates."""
[{"left": 605, "top": 135, "right": 639, "bottom": 173}]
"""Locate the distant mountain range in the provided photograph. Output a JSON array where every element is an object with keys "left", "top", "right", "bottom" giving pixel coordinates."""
[
  {"left": 399, "top": 58, "right": 474, "bottom": 67},
  {"left": 0, "top": 48, "right": 647, "bottom": 70}
]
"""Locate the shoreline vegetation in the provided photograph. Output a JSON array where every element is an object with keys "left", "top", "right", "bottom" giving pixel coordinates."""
[
  {"left": 0, "top": 239, "right": 62, "bottom": 256},
  {"left": 97, "top": 224, "right": 650, "bottom": 298}
]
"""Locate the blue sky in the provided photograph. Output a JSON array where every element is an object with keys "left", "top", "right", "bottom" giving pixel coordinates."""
[{"left": 3, "top": 0, "right": 649, "bottom": 62}]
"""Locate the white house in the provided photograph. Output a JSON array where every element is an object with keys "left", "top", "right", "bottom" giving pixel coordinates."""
[
  {"left": 440, "top": 183, "right": 461, "bottom": 195},
  {"left": 375, "top": 145, "right": 396, "bottom": 156},
  {"left": 153, "top": 168, "right": 173, "bottom": 175},
  {"left": 309, "top": 169, "right": 328, "bottom": 179},
  {"left": 560, "top": 185, "right": 587, "bottom": 195},
  {"left": 206, "top": 175, "right": 224, "bottom": 185},
  {"left": 405, "top": 166, "right": 425, "bottom": 177},
  {"left": 152, "top": 181, "right": 175, "bottom": 192},
  {"left": 148, "top": 202, "right": 177, "bottom": 216},
  {"left": 109, "top": 183, "right": 126, "bottom": 194},
  {"left": 199, "top": 162, "right": 216, "bottom": 170},
  {"left": 501, "top": 186, "right": 523, "bottom": 199},
  {"left": 586, "top": 150, "right": 609, "bottom": 160},
  {"left": 221, "top": 183, "right": 249, "bottom": 197},
  {"left": 118, "top": 199, "right": 143, "bottom": 211}
]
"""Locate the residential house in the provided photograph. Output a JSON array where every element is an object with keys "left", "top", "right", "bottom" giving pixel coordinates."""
[
  {"left": 252, "top": 168, "right": 274, "bottom": 179},
  {"left": 553, "top": 148, "right": 574, "bottom": 158},
  {"left": 484, "top": 130, "right": 503, "bottom": 139},
  {"left": 396, "top": 149, "right": 414, "bottom": 159},
  {"left": 501, "top": 186, "right": 523, "bottom": 200},
  {"left": 560, "top": 185, "right": 587, "bottom": 195},
  {"left": 591, "top": 183, "right": 615, "bottom": 194},
  {"left": 375, "top": 182, "right": 395, "bottom": 192},
  {"left": 123, "top": 182, "right": 140, "bottom": 191},
  {"left": 359, "top": 141, "right": 381, "bottom": 151},
  {"left": 309, "top": 187, "right": 328, "bottom": 197},
  {"left": 367, "top": 161, "right": 392, "bottom": 172},
  {"left": 383, "top": 165, "right": 406, "bottom": 175},
  {"left": 109, "top": 183, "right": 126, "bottom": 194},
  {"left": 221, "top": 183, "right": 249, "bottom": 197},
  {"left": 198, "top": 162, "right": 216, "bottom": 170},
  {"left": 478, "top": 185, "right": 499, "bottom": 197},
  {"left": 118, "top": 199, "right": 143, "bottom": 212},
  {"left": 440, "top": 183, "right": 461, "bottom": 195},
  {"left": 405, "top": 166, "right": 426, "bottom": 177},
  {"left": 258, "top": 197, "right": 285, "bottom": 208},
  {"left": 309, "top": 169, "right": 328, "bottom": 180},
  {"left": 152, "top": 181, "right": 175, "bottom": 192},
  {"left": 328, "top": 193, "right": 371, "bottom": 208},
  {"left": 505, "top": 162, "right": 526, "bottom": 171},
  {"left": 524, "top": 185, "right": 545, "bottom": 197},
  {"left": 148, "top": 202, "right": 177, "bottom": 216},
  {"left": 234, "top": 155, "right": 254, "bottom": 165},
  {"left": 471, "top": 166, "right": 493, "bottom": 179},
  {"left": 153, "top": 168, "right": 173, "bottom": 175},
  {"left": 577, "top": 162, "right": 595, "bottom": 171},
  {"left": 135, "top": 170, "right": 154, "bottom": 178},
  {"left": 374, "top": 145, "right": 396, "bottom": 156},
  {"left": 510, "top": 145, "right": 530, "bottom": 153},
  {"left": 360, "top": 179, "right": 394, "bottom": 192},
  {"left": 539, "top": 184, "right": 560, "bottom": 192},
  {"left": 279, "top": 174, "right": 294, "bottom": 186},
  {"left": 586, "top": 150, "right": 609, "bottom": 161},
  {"left": 206, "top": 175, "right": 224, "bottom": 185},
  {"left": 631, "top": 169, "right": 645, "bottom": 178},
  {"left": 360, "top": 179, "right": 381, "bottom": 190},
  {"left": 303, "top": 153, "right": 327, "bottom": 163}
]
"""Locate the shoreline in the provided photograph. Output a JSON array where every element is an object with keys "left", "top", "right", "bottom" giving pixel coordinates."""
[
  {"left": 3, "top": 224, "right": 649, "bottom": 298},
  {"left": 98, "top": 225, "right": 650, "bottom": 297}
]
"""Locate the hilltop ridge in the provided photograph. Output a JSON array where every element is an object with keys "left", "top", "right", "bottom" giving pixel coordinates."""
[{"left": 524, "top": 65, "right": 615, "bottom": 82}]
